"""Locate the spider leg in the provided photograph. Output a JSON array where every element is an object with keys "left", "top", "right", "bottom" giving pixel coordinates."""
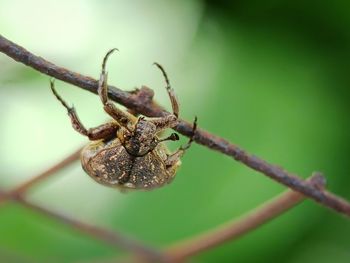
[
  {"left": 153, "top": 62, "right": 179, "bottom": 117},
  {"left": 98, "top": 49, "right": 136, "bottom": 131},
  {"left": 50, "top": 79, "right": 120, "bottom": 140},
  {"left": 147, "top": 63, "right": 179, "bottom": 133},
  {"left": 149, "top": 115, "right": 178, "bottom": 133}
]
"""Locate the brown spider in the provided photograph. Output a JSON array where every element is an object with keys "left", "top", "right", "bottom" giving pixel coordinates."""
[{"left": 50, "top": 49, "right": 197, "bottom": 190}]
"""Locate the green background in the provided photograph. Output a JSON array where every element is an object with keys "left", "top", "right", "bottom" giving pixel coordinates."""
[{"left": 0, "top": 0, "right": 349, "bottom": 262}]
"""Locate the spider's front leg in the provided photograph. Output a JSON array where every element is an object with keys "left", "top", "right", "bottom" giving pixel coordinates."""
[
  {"left": 148, "top": 63, "right": 180, "bottom": 133},
  {"left": 153, "top": 62, "right": 179, "bottom": 118},
  {"left": 50, "top": 79, "right": 120, "bottom": 141},
  {"left": 98, "top": 49, "right": 137, "bottom": 132}
]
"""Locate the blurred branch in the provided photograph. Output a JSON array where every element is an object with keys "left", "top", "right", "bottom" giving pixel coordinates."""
[
  {"left": 164, "top": 173, "right": 325, "bottom": 261},
  {"left": 0, "top": 34, "right": 350, "bottom": 217},
  {"left": 0, "top": 174, "right": 325, "bottom": 263},
  {"left": 0, "top": 145, "right": 165, "bottom": 262},
  {"left": 0, "top": 191, "right": 164, "bottom": 262},
  {"left": 9, "top": 147, "right": 82, "bottom": 199},
  {"left": 17, "top": 149, "right": 80, "bottom": 191}
]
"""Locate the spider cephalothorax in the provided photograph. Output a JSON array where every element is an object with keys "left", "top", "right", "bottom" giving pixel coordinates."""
[{"left": 50, "top": 49, "right": 197, "bottom": 190}]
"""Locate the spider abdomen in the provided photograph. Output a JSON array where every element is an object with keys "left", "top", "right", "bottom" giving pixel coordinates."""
[{"left": 81, "top": 138, "right": 180, "bottom": 189}]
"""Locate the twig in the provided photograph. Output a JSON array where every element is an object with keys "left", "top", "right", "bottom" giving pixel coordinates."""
[
  {"left": 0, "top": 147, "right": 82, "bottom": 204},
  {"left": 1, "top": 34, "right": 349, "bottom": 217},
  {"left": 0, "top": 172, "right": 327, "bottom": 263},
  {"left": 17, "top": 146, "right": 82, "bottom": 193},
  {"left": 164, "top": 173, "right": 326, "bottom": 261},
  {"left": 0, "top": 191, "right": 164, "bottom": 262},
  {"left": 0, "top": 145, "right": 166, "bottom": 262}
]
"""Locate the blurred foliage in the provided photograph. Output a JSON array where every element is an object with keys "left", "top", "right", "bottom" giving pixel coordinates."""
[{"left": 0, "top": 0, "right": 349, "bottom": 262}]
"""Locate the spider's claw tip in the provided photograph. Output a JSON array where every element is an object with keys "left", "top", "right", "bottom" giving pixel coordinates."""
[
  {"left": 108, "top": 47, "right": 119, "bottom": 53},
  {"left": 102, "top": 48, "right": 119, "bottom": 70},
  {"left": 153, "top": 62, "right": 162, "bottom": 68},
  {"left": 105, "top": 48, "right": 119, "bottom": 59}
]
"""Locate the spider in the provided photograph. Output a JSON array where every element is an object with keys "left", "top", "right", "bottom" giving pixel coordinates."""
[{"left": 50, "top": 49, "right": 197, "bottom": 190}]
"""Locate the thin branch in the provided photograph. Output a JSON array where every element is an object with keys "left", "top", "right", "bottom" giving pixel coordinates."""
[
  {"left": 0, "top": 147, "right": 82, "bottom": 205},
  {"left": 164, "top": 173, "right": 326, "bottom": 261},
  {"left": 0, "top": 145, "right": 166, "bottom": 262},
  {"left": 16, "top": 146, "right": 82, "bottom": 194},
  {"left": 0, "top": 174, "right": 326, "bottom": 263},
  {"left": 1, "top": 34, "right": 350, "bottom": 217},
  {"left": 0, "top": 191, "right": 164, "bottom": 262},
  {"left": 0, "top": 132, "right": 329, "bottom": 262}
]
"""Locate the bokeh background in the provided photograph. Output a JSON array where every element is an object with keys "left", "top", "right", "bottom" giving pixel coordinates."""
[{"left": 1, "top": 0, "right": 349, "bottom": 262}]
